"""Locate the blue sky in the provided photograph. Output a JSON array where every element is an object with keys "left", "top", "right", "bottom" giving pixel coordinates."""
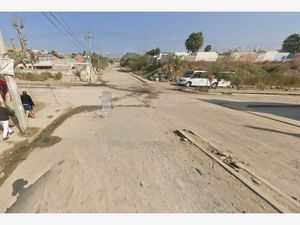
[{"left": 0, "top": 12, "right": 300, "bottom": 57}]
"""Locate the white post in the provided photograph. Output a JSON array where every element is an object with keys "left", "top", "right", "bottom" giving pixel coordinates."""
[
  {"left": 5, "top": 76, "right": 28, "bottom": 132},
  {"left": 0, "top": 29, "right": 28, "bottom": 132}
]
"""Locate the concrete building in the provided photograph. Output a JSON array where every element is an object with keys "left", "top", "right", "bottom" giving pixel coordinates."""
[
  {"left": 255, "top": 51, "right": 278, "bottom": 62},
  {"left": 156, "top": 51, "right": 219, "bottom": 63},
  {"left": 28, "top": 54, "right": 54, "bottom": 69},
  {"left": 274, "top": 52, "right": 293, "bottom": 62},
  {"left": 174, "top": 52, "right": 189, "bottom": 57},
  {"left": 156, "top": 52, "right": 172, "bottom": 63},
  {"left": 183, "top": 52, "right": 219, "bottom": 62},
  {"left": 231, "top": 52, "right": 257, "bottom": 62}
]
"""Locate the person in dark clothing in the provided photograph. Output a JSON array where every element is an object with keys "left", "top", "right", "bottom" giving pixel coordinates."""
[
  {"left": 21, "top": 91, "right": 35, "bottom": 118},
  {"left": 0, "top": 103, "right": 14, "bottom": 141}
]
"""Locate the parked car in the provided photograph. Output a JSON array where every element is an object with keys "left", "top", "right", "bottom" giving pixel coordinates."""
[
  {"left": 177, "top": 70, "right": 219, "bottom": 88},
  {"left": 214, "top": 71, "right": 234, "bottom": 88}
]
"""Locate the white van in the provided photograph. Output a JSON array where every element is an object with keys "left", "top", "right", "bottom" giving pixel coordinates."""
[{"left": 177, "top": 70, "right": 219, "bottom": 88}]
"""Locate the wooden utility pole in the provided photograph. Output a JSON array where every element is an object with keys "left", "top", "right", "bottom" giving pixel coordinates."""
[{"left": 0, "top": 29, "right": 28, "bottom": 132}]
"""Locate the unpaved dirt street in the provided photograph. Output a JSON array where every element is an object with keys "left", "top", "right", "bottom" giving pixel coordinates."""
[{"left": 1, "top": 64, "right": 299, "bottom": 213}]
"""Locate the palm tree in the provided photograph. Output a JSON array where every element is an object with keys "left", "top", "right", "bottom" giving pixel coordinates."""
[{"left": 185, "top": 32, "right": 204, "bottom": 53}]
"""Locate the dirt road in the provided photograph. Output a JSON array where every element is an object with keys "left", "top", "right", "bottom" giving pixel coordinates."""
[{"left": 1, "top": 64, "right": 299, "bottom": 212}]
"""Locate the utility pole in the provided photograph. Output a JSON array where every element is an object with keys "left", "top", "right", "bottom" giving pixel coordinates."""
[
  {"left": 5, "top": 75, "right": 29, "bottom": 132},
  {"left": 85, "top": 31, "right": 94, "bottom": 56},
  {"left": 85, "top": 31, "right": 94, "bottom": 82},
  {"left": 0, "top": 31, "right": 6, "bottom": 56},
  {"left": 0, "top": 30, "right": 28, "bottom": 132}
]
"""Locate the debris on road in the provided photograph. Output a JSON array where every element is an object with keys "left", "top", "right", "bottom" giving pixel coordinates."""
[
  {"left": 195, "top": 168, "right": 203, "bottom": 176},
  {"left": 176, "top": 129, "right": 300, "bottom": 213}
]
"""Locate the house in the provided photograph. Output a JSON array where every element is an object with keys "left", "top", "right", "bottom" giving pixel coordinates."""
[
  {"left": 156, "top": 51, "right": 219, "bottom": 63},
  {"left": 274, "top": 52, "right": 294, "bottom": 62},
  {"left": 28, "top": 53, "right": 54, "bottom": 69},
  {"left": 155, "top": 52, "right": 173, "bottom": 63},
  {"left": 255, "top": 51, "right": 278, "bottom": 62},
  {"left": 183, "top": 52, "right": 219, "bottom": 62}
]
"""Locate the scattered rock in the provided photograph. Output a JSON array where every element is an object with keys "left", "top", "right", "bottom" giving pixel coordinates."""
[
  {"left": 140, "top": 182, "right": 143, "bottom": 187},
  {"left": 291, "top": 196, "right": 300, "bottom": 203},
  {"left": 195, "top": 168, "right": 202, "bottom": 176},
  {"left": 222, "top": 152, "right": 231, "bottom": 157},
  {"left": 0, "top": 172, "right": 4, "bottom": 178}
]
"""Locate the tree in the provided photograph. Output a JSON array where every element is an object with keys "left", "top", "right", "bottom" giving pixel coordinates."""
[
  {"left": 281, "top": 33, "right": 300, "bottom": 53},
  {"left": 164, "top": 54, "right": 182, "bottom": 81},
  {"left": 29, "top": 51, "right": 38, "bottom": 67},
  {"left": 10, "top": 16, "right": 28, "bottom": 68},
  {"left": 204, "top": 45, "right": 212, "bottom": 52},
  {"left": 185, "top": 32, "right": 204, "bottom": 53},
  {"left": 146, "top": 47, "right": 160, "bottom": 56},
  {"left": 120, "top": 53, "right": 151, "bottom": 71},
  {"left": 91, "top": 52, "right": 109, "bottom": 72}
]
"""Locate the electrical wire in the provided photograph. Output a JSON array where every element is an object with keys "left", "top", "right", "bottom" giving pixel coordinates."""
[
  {"left": 42, "top": 12, "right": 84, "bottom": 51},
  {"left": 48, "top": 12, "right": 86, "bottom": 50}
]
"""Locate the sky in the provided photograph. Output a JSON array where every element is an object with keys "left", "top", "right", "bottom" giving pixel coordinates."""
[{"left": 0, "top": 12, "right": 300, "bottom": 57}]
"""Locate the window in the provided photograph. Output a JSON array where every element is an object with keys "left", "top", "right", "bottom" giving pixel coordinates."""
[
  {"left": 199, "top": 72, "right": 208, "bottom": 78},
  {"left": 193, "top": 72, "right": 201, "bottom": 78},
  {"left": 183, "top": 71, "right": 194, "bottom": 78}
]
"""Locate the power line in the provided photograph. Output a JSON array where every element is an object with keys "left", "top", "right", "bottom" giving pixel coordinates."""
[
  {"left": 85, "top": 31, "right": 94, "bottom": 55},
  {"left": 42, "top": 12, "right": 82, "bottom": 50},
  {"left": 49, "top": 12, "right": 86, "bottom": 50},
  {"left": 42, "top": 12, "right": 84, "bottom": 51}
]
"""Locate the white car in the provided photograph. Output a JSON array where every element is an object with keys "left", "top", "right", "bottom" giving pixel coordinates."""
[
  {"left": 215, "top": 71, "right": 234, "bottom": 88},
  {"left": 177, "top": 70, "right": 219, "bottom": 88}
]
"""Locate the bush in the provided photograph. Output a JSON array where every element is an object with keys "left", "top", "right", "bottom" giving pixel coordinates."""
[
  {"left": 53, "top": 72, "right": 62, "bottom": 80},
  {"left": 15, "top": 71, "right": 63, "bottom": 81},
  {"left": 91, "top": 53, "right": 109, "bottom": 70},
  {"left": 120, "top": 53, "right": 151, "bottom": 71},
  {"left": 120, "top": 51, "right": 300, "bottom": 87}
]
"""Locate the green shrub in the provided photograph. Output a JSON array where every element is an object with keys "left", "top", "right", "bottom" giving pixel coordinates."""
[
  {"left": 120, "top": 53, "right": 151, "bottom": 71},
  {"left": 15, "top": 71, "right": 63, "bottom": 81},
  {"left": 53, "top": 72, "right": 62, "bottom": 80}
]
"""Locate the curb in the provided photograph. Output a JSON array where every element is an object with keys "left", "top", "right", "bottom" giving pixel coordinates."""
[
  {"left": 129, "top": 72, "right": 151, "bottom": 84},
  {"left": 120, "top": 67, "right": 151, "bottom": 84}
]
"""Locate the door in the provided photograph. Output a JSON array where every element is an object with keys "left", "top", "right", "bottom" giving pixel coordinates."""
[
  {"left": 191, "top": 72, "right": 201, "bottom": 86},
  {"left": 198, "top": 72, "right": 209, "bottom": 86}
]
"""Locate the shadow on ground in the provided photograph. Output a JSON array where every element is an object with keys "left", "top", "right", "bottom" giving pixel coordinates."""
[
  {"left": 245, "top": 125, "right": 300, "bottom": 139},
  {"left": 201, "top": 99, "right": 300, "bottom": 122}
]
